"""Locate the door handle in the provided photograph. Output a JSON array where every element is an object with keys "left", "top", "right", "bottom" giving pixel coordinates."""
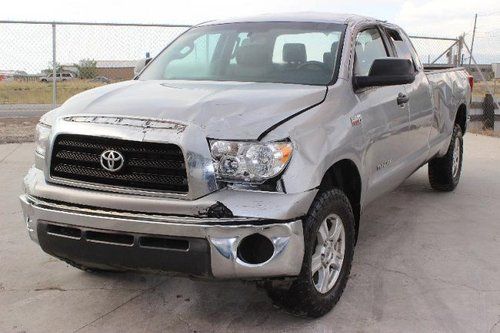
[{"left": 397, "top": 93, "right": 409, "bottom": 106}]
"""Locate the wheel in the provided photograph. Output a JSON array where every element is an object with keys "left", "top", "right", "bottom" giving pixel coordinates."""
[
  {"left": 265, "top": 188, "right": 355, "bottom": 318},
  {"left": 428, "top": 124, "right": 463, "bottom": 191}
]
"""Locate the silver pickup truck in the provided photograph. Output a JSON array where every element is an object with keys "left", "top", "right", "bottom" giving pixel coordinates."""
[{"left": 20, "top": 13, "right": 472, "bottom": 317}]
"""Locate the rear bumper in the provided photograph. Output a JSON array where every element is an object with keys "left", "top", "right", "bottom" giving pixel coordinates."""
[{"left": 20, "top": 194, "right": 304, "bottom": 279}]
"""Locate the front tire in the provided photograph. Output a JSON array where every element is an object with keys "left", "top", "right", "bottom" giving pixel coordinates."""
[
  {"left": 266, "top": 189, "right": 355, "bottom": 318},
  {"left": 428, "top": 124, "right": 463, "bottom": 191}
]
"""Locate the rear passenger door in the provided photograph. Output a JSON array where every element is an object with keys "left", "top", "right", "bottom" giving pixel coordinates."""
[
  {"left": 384, "top": 27, "right": 434, "bottom": 168},
  {"left": 353, "top": 27, "right": 413, "bottom": 203}
]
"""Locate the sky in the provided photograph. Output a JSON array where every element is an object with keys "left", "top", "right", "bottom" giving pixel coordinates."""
[
  {"left": 3, "top": 0, "right": 499, "bottom": 36},
  {"left": 1, "top": 0, "right": 499, "bottom": 73}
]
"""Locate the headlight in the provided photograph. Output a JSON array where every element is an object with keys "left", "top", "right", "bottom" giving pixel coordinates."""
[
  {"left": 35, "top": 122, "right": 51, "bottom": 156},
  {"left": 209, "top": 139, "right": 293, "bottom": 183}
]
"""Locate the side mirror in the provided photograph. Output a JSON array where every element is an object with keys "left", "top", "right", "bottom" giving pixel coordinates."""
[
  {"left": 354, "top": 58, "right": 415, "bottom": 89},
  {"left": 134, "top": 58, "right": 152, "bottom": 77}
]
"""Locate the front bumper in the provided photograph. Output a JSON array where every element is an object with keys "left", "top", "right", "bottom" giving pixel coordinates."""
[
  {"left": 20, "top": 194, "right": 305, "bottom": 279},
  {"left": 24, "top": 166, "right": 317, "bottom": 221}
]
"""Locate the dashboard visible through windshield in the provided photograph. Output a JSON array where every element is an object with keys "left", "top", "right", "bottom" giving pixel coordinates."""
[{"left": 139, "top": 22, "right": 345, "bottom": 85}]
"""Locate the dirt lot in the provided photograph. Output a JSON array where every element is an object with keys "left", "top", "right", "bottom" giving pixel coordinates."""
[
  {"left": 0, "top": 117, "right": 38, "bottom": 143},
  {"left": 0, "top": 81, "right": 104, "bottom": 105},
  {"left": 474, "top": 80, "right": 500, "bottom": 99},
  {"left": 0, "top": 134, "right": 499, "bottom": 332}
]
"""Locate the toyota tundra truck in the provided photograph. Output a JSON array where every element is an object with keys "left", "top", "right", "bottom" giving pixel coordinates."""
[{"left": 20, "top": 13, "right": 472, "bottom": 317}]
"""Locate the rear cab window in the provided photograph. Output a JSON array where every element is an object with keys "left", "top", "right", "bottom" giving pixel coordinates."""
[{"left": 384, "top": 27, "right": 422, "bottom": 71}]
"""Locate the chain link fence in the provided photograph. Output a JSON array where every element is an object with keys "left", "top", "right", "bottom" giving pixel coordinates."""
[
  {"left": 0, "top": 21, "right": 189, "bottom": 113},
  {"left": 409, "top": 35, "right": 464, "bottom": 66},
  {"left": 409, "top": 12, "right": 500, "bottom": 132},
  {"left": 0, "top": 20, "right": 498, "bottom": 133}
]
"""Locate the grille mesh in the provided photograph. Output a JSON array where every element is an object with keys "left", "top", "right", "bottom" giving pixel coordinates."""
[{"left": 50, "top": 135, "right": 188, "bottom": 193}]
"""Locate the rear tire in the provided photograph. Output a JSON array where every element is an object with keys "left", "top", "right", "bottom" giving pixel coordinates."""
[
  {"left": 265, "top": 189, "right": 355, "bottom": 318},
  {"left": 428, "top": 124, "right": 463, "bottom": 191}
]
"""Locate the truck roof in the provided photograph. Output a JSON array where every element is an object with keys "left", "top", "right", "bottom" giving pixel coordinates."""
[{"left": 199, "top": 12, "right": 380, "bottom": 26}]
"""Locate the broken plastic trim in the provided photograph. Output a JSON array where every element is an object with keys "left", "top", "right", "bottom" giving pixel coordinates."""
[{"left": 206, "top": 201, "right": 234, "bottom": 218}]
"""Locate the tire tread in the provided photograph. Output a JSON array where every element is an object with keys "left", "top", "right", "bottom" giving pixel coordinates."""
[{"left": 428, "top": 124, "right": 463, "bottom": 191}]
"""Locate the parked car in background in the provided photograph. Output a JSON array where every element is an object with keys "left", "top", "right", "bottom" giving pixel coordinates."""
[
  {"left": 21, "top": 13, "right": 472, "bottom": 318},
  {"left": 39, "top": 72, "right": 76, "bottom": 82},
  {"left": 90, "top": 76, "right": 110, "bottom": 84}
]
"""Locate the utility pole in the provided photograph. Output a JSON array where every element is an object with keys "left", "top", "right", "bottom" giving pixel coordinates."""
[
  {"left": 468, "top": 13, "right": 477, "bottom": 67},
  {"left": 52, "top": 23, "right": 57, "bottom": 108}
]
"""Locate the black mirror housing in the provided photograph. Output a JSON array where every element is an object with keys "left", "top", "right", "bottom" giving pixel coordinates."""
[{"left": 355, "top": 58, "right": 415, "bottom": 89}]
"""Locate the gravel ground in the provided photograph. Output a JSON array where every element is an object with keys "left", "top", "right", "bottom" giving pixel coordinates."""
[
  {"left": 0, "top": 117, "right": 38, "bottom": 144},
  {"left": 1, "top": 134, "right": 499, "bottom": 332}
]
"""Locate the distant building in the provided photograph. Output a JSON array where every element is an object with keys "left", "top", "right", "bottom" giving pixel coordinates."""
[
  {"left": 466, "top": 64, "right": 494, "bottom": 81},
  {"left": 0, "top": 70, "right": 30, "bottom": 81},
  {"left": 95, "top": 60, "right": 136, "bottom": 81},
  {"left": 60, "top": 64, "right": 79, "bottom": 76},
  {"left": 493, "top": 63, "right": 500, "bottom": 79}
]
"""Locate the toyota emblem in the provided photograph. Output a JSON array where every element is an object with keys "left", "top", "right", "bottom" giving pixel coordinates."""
[{"left": 100, "top": 150, "right": 125, "bottom": 172}]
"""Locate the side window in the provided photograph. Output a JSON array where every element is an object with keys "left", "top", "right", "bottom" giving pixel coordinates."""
[
  {"left": 386, "top": 28, "right": 419, "bottom": 71},
  {"left": 164, "top": 33, "right": 221, "bottom": 79},
  {"left": 354, "top": 28, "right": 389, "bottom": 76}
]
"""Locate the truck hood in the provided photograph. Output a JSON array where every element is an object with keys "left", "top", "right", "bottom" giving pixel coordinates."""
[{"left": 54, "top": 80, "right": 326, "bottom": 140}]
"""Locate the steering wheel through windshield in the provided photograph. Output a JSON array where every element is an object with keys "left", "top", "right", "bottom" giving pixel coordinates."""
[{"left": 297, "top": 61, "right": 331, "bottom": 72}]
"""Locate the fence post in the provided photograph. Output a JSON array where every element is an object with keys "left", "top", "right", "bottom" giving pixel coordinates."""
[
  {"left": 483, "top": 94, "right": 495, "bottom": 130},
  {"left": 52, "top": 23, "right": 57, "bottom": 108},
  {"left": 457, "top": 34, "right": 464, "bottom": 66}
]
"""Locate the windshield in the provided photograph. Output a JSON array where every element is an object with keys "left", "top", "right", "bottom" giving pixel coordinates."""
[{"left": 139, "top": 22, "right": 345, "bottom": 85}]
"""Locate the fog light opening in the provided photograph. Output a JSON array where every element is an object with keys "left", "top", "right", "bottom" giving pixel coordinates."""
[{"left": 237, "top": 233, "right": 274, "bottom": 265}]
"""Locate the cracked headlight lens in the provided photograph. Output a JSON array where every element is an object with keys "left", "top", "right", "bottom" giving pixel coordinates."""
[
  {"left": 209, "top": 139, "right": 293, "bottom": 183},
  {"left": 35, "top": 122, "right": 51, "bottom": 156}
]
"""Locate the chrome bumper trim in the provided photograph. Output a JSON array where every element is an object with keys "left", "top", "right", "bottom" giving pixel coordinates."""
[{"left": 23, "top": 166, "right": 317, "bottom": 221}]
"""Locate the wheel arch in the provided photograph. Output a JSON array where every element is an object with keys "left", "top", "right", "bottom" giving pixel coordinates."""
[
  {"left": 455, "top": 103, "right": 467, "bottom": 135},
  {"left": 318, "top": 159, "right": 362, "bottom": 240}
]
